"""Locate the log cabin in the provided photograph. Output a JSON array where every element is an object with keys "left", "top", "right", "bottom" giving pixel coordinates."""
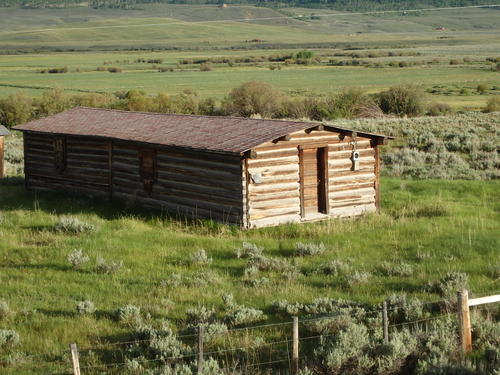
[
  {"left": 0, "top": 125, "right": 10, "bottom": 179},
  {"left": 14, "top": 107, "right": 392, "bottom": 228}
]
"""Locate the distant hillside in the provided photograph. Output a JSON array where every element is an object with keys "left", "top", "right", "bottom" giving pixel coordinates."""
[{"left": 1, "top": 0, "right": 499, "bottom": 10}]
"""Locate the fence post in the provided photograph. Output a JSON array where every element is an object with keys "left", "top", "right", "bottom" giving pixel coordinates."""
[
  {"left": 292, "top": 316, "right": 299, "bottom": 375},
  {"left": 457, "top": 289, "right": 472, "bottom": 354},
  {"left": 197, "top": 325, "right": 204, "bottom": 374},
  {"left": 70, "top": 343, "right": 81, "bottom": 375},
  {"left": 382, "top": 301, "right": 389, "bottom": 343}
]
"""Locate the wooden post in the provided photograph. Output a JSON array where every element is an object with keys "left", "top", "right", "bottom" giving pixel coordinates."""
[
  {"left": 292, "top": 316, "right": 299, "bottom": 375},
  {"left": 457, "top": 290, "right": 472, "bottom": 353},
  {"left": 382, "top": 301, "right": 389, "bottom": 343},
  {"left": 70, "top": 343, "right": 81, "bottom": 375},
  {"left": 197, "top": 325, "right": 204, "bottom": 374}
]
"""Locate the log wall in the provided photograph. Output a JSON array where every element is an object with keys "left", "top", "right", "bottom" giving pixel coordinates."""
[
  {"left": 24, "top": 133, "right": 111, "bottom": 199},
  {"left": 23, "top": 132, "right": 244, "bottom": 225},
  {"left": 111, "top": 141, "right": 243, "bottom": 225},
  {"left": 244, "top": 129, "right": 378, "bottom": 228}
]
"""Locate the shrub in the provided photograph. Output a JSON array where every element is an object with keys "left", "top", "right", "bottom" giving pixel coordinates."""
[
  {"left": 186, "top": 305, "right": 215, "bottom": 325},
  {"left": 427, "top": 102, "right": 453, "bottom": 116},
  {"left": 0, "top": 300, "right": 10, "bottom": 319},
  {"left": 294, "top": 242, "right": 326, "bottom": 256},
  {"left": 483, "top": 96, "right": 500, "bottom": 113},
  {"left": 429, "top": 272, "right": 469, "bottom": 308},
  {"left": 224, "top": 306, "right": 265, "bottom": 326},
  {"left": 316, "top": 259, "right": 351, "bottom": 275},
  {"left": 54, "top": 216, "right": 96, "bottom": 234},
  {"left": 0, "top": 92, "right": 33, "bottom": 127},
  {"left": 107, "top": 66, "right": 123, "bottom": 73},
  {"left": 199, "top": 63, "right": 212, "bottom": 72},
  {"left": 224, "top": 81, "right": 281, "bottom": 118},
  {"left": 47, "top": 67, "right": 68, "bottom": 73},
  {"left": 67, "top": 249, "right": 90, "bottom": 270},
  {"left": 236, "top": 242, "right": 263, "bottom": 259},
  {"left": 379, "top": 261, "right": 414, "bottom": 277},
  {"left": 476, "top": 83, "right": 489, "bottom": 94},
  {"left": 378, "top": 84, "right": 425, "bottom": 117},
  {"left": 189, "top": 249, "right": 212, "bottom": 266},
  {"left": 76, "top": 300, "right": 96, "bottom": 315},
  {"left": 247, "top": 254, "right": 293, "bottom": 273},
  {"left": 116, "top": 304, "right": 141, "bottom": 326},
  {"left": 326, "top": 88, "right": 371, "bottom": 119},
  {"left": 0, "top": 329, "right": 19, "bottom": 348},
  {"left": 95, "top": 256, "right": 123, "bottom": 274},
  {"left": 344, "top": 271, "right": 371, "bottom": 288},
  {"left": 449, "top": 59, "right": 460, "bottom": 65}
]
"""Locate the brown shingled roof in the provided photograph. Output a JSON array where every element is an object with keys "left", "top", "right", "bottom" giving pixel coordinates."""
[{"left": 13, "top": 107, "right": 390, "bottom": 154}]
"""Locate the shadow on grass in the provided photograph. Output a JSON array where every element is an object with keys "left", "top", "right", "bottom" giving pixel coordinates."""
[
  {"left": 0, "top": 182, "right": 242, "bottom": 236},
  {"left": 37, "top": 308, "right": 76, "bottom": 318},
  {"left": 0, "top": 262, "right": 69, "bottom": 272}
]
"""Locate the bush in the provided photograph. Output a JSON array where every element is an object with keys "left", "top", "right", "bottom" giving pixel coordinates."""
[
  {"left": 186, "top": 305, "right": 216, "bottom": 325},
  {"left": 95, "top": 256, "right": 123, "bottom": 274},
  {"left": 316, "top": 259, "right": 351, "bottom": 275},
  {"left": 107, "top": 66, "right": 123, "bottom": 73},
  {"left": 199, "top": 63, "right": 212, "bottom": 72},
  {"left": 0, "top": 92, "right": 32, "bottom": 127},
  {"left": 189, "top": 249, "right": 212, "bottom": 266},
  {"left": 378, "top": 84, "right": 425, "bottom": 117},
  {"left": 344, "top": 271, "right": 371, "bottom": 288},
  {"left": 427, "top": 102, "right": 453, "bottom": 116},
  {"left": 0, "top": 329, "right": 19, "bottom": 348},
  {"left": 294, "top": 242, "right": 326, "bottom": 256},
  {"left": 429, "top": 272, "right": 469, "bottom": 308},
  {"left": 116, "top": 304, "right": 141, "bottom": 326},
  {"left": 0, "top": 300, "right": 10, "bottom": 319},
  {"left": 47, "top": 67, "right": 68, "bottom": 73},
  {"left": 224, "top": 81, "right": 281, "bottom": 118},
  {"left": 483, "top": 96, "right": 500, "bottom": 113},
  {"left": 236, "top": 242, "right": 263, "bottom": 259},
  {"left": 76, "top": 300, "right": 96, "bottom": 315},
  {"left": 67, "top": 249, "right": 90, "bottom": 270},
  {"left": 224, "top": 305, "right": 265, "bottom": 326},
  {"left": 326, "top": 88, "right": 371, "bottom": 119},
  {"left": 477, "top": 83, "right": 489, "bottom": 94},
  {"left": 54, "top": 216, "right": 96, "bottom": 234},
  {"left": 379, "top": 261, "right": 414, "bottom": 277}
]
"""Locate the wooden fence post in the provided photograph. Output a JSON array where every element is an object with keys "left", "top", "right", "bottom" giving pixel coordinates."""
[
  {"left": 382, "top": 301, "right": 389, "bottom": 343},
  {"left": 292, "top": 316, "right": 299, "bottom": 375},
  {"left": 70, "top": 343, "right": 81, "bottom": 375},
  {"left": 197, "top": 325, "right": 204, "bottom": 374},
  {"left": 457, "top": 289, "right": 472, "bottom": 353}
]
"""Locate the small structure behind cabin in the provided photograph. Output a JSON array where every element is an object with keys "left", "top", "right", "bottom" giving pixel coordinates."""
[
  {"left": 14, "top": 107, "right": 392, "bottom": 228},
  {"left": 0, "top": 125, "right": 10, "bottom": 179}
]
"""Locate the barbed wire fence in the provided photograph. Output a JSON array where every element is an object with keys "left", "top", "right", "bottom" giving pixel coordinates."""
[{"left": 7, "top": 290, "right": 499, "bottom": 375}]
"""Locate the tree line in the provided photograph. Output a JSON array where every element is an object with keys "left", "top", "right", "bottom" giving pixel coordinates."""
[{"left": 0, "top": 81, "right": 467, "bottom": 128}]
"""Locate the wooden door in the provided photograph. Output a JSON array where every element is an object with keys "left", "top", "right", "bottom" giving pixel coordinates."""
[{"left": 300, "top": 147, "right": 328, "bottom": 216}]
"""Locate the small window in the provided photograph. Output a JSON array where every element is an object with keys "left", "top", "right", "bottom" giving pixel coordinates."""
[
  {"left": 139, "top": 150, "right": 156, "bottom": 193},
  {"left": 53, "top": 137, "right": 67, "bottom": 173}
]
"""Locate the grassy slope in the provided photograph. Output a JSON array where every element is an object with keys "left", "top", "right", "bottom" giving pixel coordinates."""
[{"left": 0, "top": 171, "right": 499, "bottom": 367}]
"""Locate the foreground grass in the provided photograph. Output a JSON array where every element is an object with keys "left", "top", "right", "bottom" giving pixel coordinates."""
[{"left": 0, "top": 177, "right": 498, "bottom": 371}]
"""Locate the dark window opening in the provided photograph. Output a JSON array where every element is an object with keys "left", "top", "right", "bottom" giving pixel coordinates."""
[
  {"left": 53, "top": 137, "right": 67, "bottom": 173},
  {"left": 139, "top": 150, "right": 156, "bottom": 194}
]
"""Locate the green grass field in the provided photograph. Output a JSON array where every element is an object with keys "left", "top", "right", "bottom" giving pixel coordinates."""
[
  {"left": 0, "top": 173, "right": 499, "bottom": 373},
  {"left": 0, "top": 5, "right": 499, "bottom": 109}
]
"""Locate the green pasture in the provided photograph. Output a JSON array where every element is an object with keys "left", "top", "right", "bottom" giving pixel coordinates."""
[{"left": 0, "top": 172, "right": 498, "bottom": 370}]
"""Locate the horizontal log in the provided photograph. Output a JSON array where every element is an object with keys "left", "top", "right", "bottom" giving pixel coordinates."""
[
  {"left": 249, "top": 207, "right": 300, "bottom": 220},
  {"left": 156, "top": 161, "right": 241, "bottom": 180},
  {"left": 250, "top": 197, "right": 300, "bottom": 210},
  {"left": 249, "top": 213, "right": 301, "bottom": 228},
  {"left": 249, "top": 191, "right": 299, "bottom": 203},
  {"left": 329, "top": 204, "right": 376, "bottom": 217},
  {"left": 157, "top": 171, "right": 241, "bottom": 190},
  {"left": 157, "top": 154, "right": 241, "bottom": 174},
  {"left": 329, "top": 182, "right": 374, "bottom": 193},
  {"left": 248, "top": 182, "right": 299, "bottom": 193}
]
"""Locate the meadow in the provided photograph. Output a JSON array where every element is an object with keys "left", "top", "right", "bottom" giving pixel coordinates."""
[
  {"left": 0, "top": 5, "right": 499, "bottom": 109},
  {"left": 0, "top": 3, "right": 499, "bottom": 373},
  {"left": 1, "top": 112, "right": 499, "bottom": 373}
]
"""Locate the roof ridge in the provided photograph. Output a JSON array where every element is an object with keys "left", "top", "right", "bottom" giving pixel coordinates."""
[{"left": 74, "top": 106, "right": 309, "bottom": 125}]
